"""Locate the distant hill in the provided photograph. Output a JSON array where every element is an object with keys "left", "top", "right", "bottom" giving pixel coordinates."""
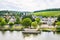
[
  {"left": 33, "top": 8, "right": 60, "bottom": 17},
  {"left": 0, "top": 8, "right": 60, "bottom": 17},
  {"left": 0, "top": 10, "right": 31, "bottom": 16},
  {"left": 34, "top": 8, "right": 60, "bottom": 12},
  {"left": 0, "top": 10, "right": 20, "bottom": 16}
]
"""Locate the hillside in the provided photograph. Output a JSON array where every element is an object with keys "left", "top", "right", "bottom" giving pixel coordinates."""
[
  {"left": 0, "top": 10, "right": 31, "bottom": 16},
  {"left": 33, "top": 8, "right": 60, "bottom": 17}
]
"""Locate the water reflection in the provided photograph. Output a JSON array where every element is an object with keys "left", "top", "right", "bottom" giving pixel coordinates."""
[
  {"left": 23, "top": 33, "right": 38, "bottom": 38},
  {"left": 55, "top": 32, "right": 60, "bottom": 34},
  {"left": 0, "top": 31, "right": 24, "bottom": 40},
  {"left": 0, "top": 31, "right": 60, "bottom": 40},
  {"left": 1, "top": 31, "right": 6, "bottom": 35},
  {"left": 24, "top": 32, "right": 60, "bottom": 40}
]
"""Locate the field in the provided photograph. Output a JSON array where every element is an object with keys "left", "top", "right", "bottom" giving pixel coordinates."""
[{"left": 33, "top": 11, "right": 60, "bottom": 17}]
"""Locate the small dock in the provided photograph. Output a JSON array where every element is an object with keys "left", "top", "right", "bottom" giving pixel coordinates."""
[
  {"left": 22, "top": 29, "right": 40, "bottom": 34},
  {"left": 22, "top": 31, "right": 40, "bottom": 34}
]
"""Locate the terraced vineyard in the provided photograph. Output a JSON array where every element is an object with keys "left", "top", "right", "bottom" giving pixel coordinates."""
[
  {"left": 33, "top": 11, "right": 60, "bottom": 17},
  {"left": 33, "top": 8, "right": 60, "bottom": 17}
]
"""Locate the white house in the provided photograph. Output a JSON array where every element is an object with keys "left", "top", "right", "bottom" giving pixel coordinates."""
[
  {"left": 9, "top": 16, "right": 16, "bottom": 23},
  {"left": 41, "top": 17, "right": 48, "bottom": 24},
  {"left": 41, "top": 17, "right": 57, "bottom": 25}
]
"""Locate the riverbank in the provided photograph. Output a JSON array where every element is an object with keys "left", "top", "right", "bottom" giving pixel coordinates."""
[{"left": 0, "top": 27, "right": 58, "bottom": 32}]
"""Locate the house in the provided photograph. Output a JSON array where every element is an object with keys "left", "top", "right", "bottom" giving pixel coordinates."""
[
  {"left": 41, "top": 17, "right": 48, "bottom": 24},
  {"left": 9, "top": 16, "right": 16, "bottom": 23},
  {"left": 4, "top": 13, "right": 11, "bottom": 20},
  {"left": 32, "top": 15, "right": 37, "bottom": 19},
  {"left": 41, "top": 17, "right": 57, "bottom": 25}
]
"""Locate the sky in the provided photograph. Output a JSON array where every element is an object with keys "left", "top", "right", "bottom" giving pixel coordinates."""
[{"left": 0, "top": 0, "right": 60, "bottom": 11}]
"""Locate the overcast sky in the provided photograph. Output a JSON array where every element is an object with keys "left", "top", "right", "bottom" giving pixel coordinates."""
[{"left": 0, "top": 0, "right": 60, "bottom": 11}]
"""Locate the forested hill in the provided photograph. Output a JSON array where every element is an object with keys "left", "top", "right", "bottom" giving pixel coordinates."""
[
  {"left": 0, "top": 10, "right": 31, "bottom": 15},
  {"left": 34, "top": 8, "right": 60, "bottom": 13},
  {"left": 33, "top": 8, "right": 60, "bottom": 16}
]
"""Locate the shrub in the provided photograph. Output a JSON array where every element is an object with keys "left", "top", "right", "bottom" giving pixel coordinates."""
[
  {"left": 22, "top": 18, "right": 32, "bottom": 28},
  {"left": 56, "top": 22, "right": 60, "bottom": 26},
  {"left": 31, "top": 21, "right": 37, "bottom": 28},
  {"left": 57, "top": 15, "right": 60, "bottom": 21},
  {"left": 56, "top": 21, "right": 60, "bottom": 31},
  {"left": 0, "top": 17, "right": 7, "bottom": 27},
  {"left": 15, "top": 16, "right": 20, "bottom": 24},
  {"left": 56, "top": 26, "right": 60, "bottom": 31},
  {"left": 22, "top": 15, "right": 35, "bottom": 22},
  {"left": 5, "top": 18, "right": 9, "bottom": 23},
  {"left": 35, "top": 18, "right": 40, "bottom": 24},
  {"left": 0, "top": 21, "right": 7, "bottom": 26},
  {"left": 9, "top": 22, "right": 14, "bottom": 28}
]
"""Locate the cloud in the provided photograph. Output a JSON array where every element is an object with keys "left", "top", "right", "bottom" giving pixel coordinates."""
[{"left": 0, "top": 0, "right": 60, "bottom": 11}]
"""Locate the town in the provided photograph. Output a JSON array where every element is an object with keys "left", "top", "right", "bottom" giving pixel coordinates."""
[{"left": 0, "top": 10, "right": 60, "bottom": 32}]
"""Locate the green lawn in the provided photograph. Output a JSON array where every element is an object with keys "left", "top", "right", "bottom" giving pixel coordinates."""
[{"left": 33, "top": 11, "right": 60, "bottom": 17}]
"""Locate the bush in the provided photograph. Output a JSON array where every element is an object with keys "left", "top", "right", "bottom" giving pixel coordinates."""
[
  {"left": 22, "top": 15, "right": 35, "bottom": 22},
  {"left": 57, "top": 15, "right": 60, "bottom": 21},
  {"left": 15, "top": 16, "right": 20, "bottom": 24},
  {"left": 9, "top": 22, "right": 14, "bottom": 28},
  {"left": 56, "top": 22, "right": 60, "bottom": 31},
  {"left": 0, "top": 21, "right": 7, "bottom": 26},
  {"left": 56, "top": 22, "right": 60, "bottom": 26},
  {"left": 22, "top": 18, "right": 32, "bottom": 28},
  {"left": 0, "top": 17, "right": 7, "bottom": 27},
  {"left": 53, "top": 21, "right": 57, "bottom": 26},
  {"left": 35, "top": 18, "right": 40, "bottom": 24},
  {"left": 5, "top": 18, "right": 9, "bottom": 23},
  {"left": 56, "top": 26, "right": 60, "bottom": 31},
  {"left": 31, "top": 21, "right": 37, "bottom": 28}
]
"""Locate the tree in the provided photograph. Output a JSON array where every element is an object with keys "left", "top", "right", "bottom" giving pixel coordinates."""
[
  {"left": 35, "top": 18, "right": 40, "bottom": 24},
  {"left": 0, "top": 20, "right": 6, "bottom": 26},
  {"left": 57, "top": 15, "right": 60, "bottom": 21},
  {"left": 22, "top": 15, "right": 35, "bottom": 22},
  {"left": 9, "top": 22, "right": 14, "bottom": 28},
  {"left": 5, "top": 18, "right": 9, "bottom": 23},
  {"left": 31, "top": 21, "right": 37, "bottom": 28},
  {"left": 0, "top": 17, "right": 7, "bottom": 27},
  {"left": 15, "top": 16, "right": 20, "bottom": 24},
  {"left": 56, "top": 22, "right": 60, "bottom": 26},
  {"left": 22, "top": 18, "right": 32, "bottom": 28},
  {"left": 0, "top": 17, "right": 5, "bottom": 22}
]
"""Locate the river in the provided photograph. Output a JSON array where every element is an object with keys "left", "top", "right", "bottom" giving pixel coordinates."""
[{"left": 0, "top": 31, "right": 60, "bottom": 40}]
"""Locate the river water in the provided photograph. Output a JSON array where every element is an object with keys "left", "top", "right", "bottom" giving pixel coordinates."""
[{"left": 0, "top": 31, "right": 60, "bottom": 40}]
